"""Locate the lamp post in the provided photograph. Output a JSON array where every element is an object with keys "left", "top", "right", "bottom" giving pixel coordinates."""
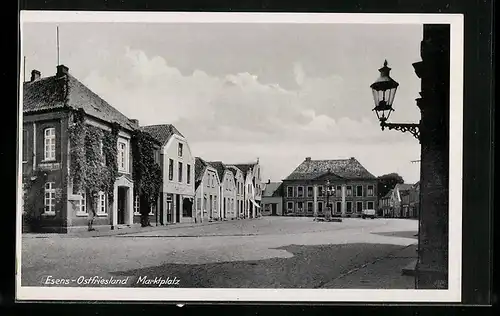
[
  {"left": 370, "top": 60, "right": 421, "bottom": 141},
  {"left": 369, "top": 24, "right": 450, "bottom": 290},
  {"left": 325, "top": 180, "right": 335, "bottom": 219}
]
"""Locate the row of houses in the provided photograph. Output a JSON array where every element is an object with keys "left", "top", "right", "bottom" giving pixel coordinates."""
[
  {"left": 21, "top": 65, "right": 262, "bottom": 233},
  {"left": 379, "top": 182, "right": 420, "bottom": 218},
  {"left": 261, "top": 158, "right": 419, "bottom": 219},
  {"left": 261, "top": 157, "right": 380, "bottom": 218}
]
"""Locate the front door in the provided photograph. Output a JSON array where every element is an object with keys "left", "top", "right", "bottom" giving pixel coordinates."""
[
  {"left": 271, "top": 204, "right": 277, "bottom": 216},
  {"left": 166, "top": 201, "right": 172, "bottom": 223},
  {"left": 117, "top": 187, "right": 126, "bottom": 225},
  {"left": 175, "top": 194, "right": 181, "bottom": 223}
]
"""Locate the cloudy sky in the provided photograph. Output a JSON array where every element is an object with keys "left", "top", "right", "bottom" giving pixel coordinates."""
[{"left": 22, "top": 21, "right": 423, "bottom": 183}]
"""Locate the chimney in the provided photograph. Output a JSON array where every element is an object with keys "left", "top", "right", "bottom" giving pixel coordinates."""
[
  {"left": 130, "top": 119, "right": 139, "bottom": 128},
  {"left": 56, "top": 65, "right": 69, "bottom": 78},
  {"left": 305, "top": 157, "right": 311, "bottom": 161},
  {"left": 30, "top": 70, "right": 41, "bottom": 82}
]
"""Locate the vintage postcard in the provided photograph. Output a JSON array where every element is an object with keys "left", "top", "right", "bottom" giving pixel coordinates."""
[{"left": 17, "top": 11, "right": 463, "bottom": 302}]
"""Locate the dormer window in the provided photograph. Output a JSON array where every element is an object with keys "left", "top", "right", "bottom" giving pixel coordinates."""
[{"left": 178, "top": 143, "right": 183, "bottom": 157}]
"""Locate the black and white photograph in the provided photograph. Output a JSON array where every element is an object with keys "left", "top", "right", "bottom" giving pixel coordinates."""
[{"left": 17, "top": 12, "right": 464, "bottom": 302}]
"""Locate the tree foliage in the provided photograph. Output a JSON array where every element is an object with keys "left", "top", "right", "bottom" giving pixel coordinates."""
[
  {"left": 377, "top": 173, "right": 405, "bottom": 199},
  {"left": 132, "top": 130, "right": 162, "bottom": 227},
  {"left": 68, "top": 109, "right": 119, "bottom": 218},
  {"left": 22, "top": 170, "right": 48, "bottom": 232}
]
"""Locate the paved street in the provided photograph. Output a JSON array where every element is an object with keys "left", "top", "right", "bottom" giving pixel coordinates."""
[{"left": 21, "top": 217, "right": 418, "bottom": 288}]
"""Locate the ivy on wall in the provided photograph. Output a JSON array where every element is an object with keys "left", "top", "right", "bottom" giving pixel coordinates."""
[
  {"left": 22, "top": 170, "right": 48, "bottom": 232},
  {"left": 68, "top": 109, "right": 119, "bottom": 215},
  {"left": 132, "top": 130, "right": 162, "bottom": 227}
]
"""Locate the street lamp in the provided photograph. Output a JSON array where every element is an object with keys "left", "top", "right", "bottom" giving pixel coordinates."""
[
  {"left": 325, "top": 180, "right": 335, "bottom": 219},
  {"left": 370, "top": 60, "right": 421, "bottom": 141}
]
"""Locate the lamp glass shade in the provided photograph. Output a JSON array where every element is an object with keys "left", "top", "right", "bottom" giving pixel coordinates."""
[{"left": 370, "top": 60, "right": 399, "bottom": 121}]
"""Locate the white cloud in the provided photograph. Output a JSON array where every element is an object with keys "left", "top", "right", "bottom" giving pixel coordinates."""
[{"left": 81, "top": 47, "right": 420, "bottom": 183}]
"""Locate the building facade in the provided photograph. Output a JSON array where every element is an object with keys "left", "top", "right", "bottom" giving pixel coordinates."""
[
  {"left": 230, "top": 160, "right": 262, "bottom": 218},
  {"left": 261, "top": 180, "right": 283, "bottom": 216},
  {"left": 22, "top": 65, "right": 149, "bottom": 233},
  {"left": 282, "top": 157, "right": 378, "bottom": 217},
  {"left": 227, "top": 165, "right": 245, "bottom": 219},
  {"left": 140, "top": 124, "right": 195, "bottom": 224},
  {"left": 194, "top": 157, "right": 220, "bottom": 222},
  {"left": 378, "top": 183, "right": 416, "bottom": 218},
  {"left": 208, "top": 161, "right": 237, "bottom": 220}
]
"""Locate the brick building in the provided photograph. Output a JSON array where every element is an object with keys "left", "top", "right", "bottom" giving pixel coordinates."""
[
  {"left": 22, "top": 65, "right": 153, "bottom": 233},
  {"left": 282, "top": 157, "right": 378, "bottom": 217}
]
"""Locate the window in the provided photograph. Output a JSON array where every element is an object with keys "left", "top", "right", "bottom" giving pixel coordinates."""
[
  {"left": 318, "top": 201, "right": 323, "bottom": 213},
  {"left": 346, "top": 201, "right": 353, "bottom": 213},
  {"left": 178, "top": 162, "right": 183, "bottom": 182},
  {"left": 97, "top": 191, "right": 107, "bottom": 215},
  {"left": 307, "top": 201, "right": 313, "bottom": 213},
  {"left": 367, "top": 201, "right": 374, "bottom": 209},
  {"left": 307, "top": 186, "right": 313, "bottom": 197},
  {"left": 297, "top": 202, "right": 304, "bottom": 212},
  {"left": 134, "top": 195, "right": 140, "bottom": 215},
  {"left": 297, "top": 186, "right": 304, "bottom": 197},
  {"left": 318, "top": 186, "right": 324, "bottom": 197},
  {"left": 356, "top": 201, "right": 363, "bottom": 213},
  {"left": 178, "top": 143, "right": 183, "bottom": 157},
  {"left": 287, "top": 202, "right": 294, "bottom": 213},
  {"left": 117, "top": 139, "right": 129, "bottom": 173},
  {"left": 368, "top": 185, "right": 374, "bottom": 197},
  {"left": 22, "top": 129, "right": 28, "bottom": 162},
  {"left": 44, "top": 182, "right": 56, "bottom": 214},
  {"left": 168, "top": 159, "right": 174, "bottom": 181},
  {"left": 336, "top": 201, "right": 342, "bottom": 214},
  {"left": 336, "top": 186, "right": 342, "bottom": 197},
  {"left": 287, "top": 186, "right": 294, "bottom": 197},
  {"left": 77, "top": 191, "right": 87, "bottom": 214},
  {"left": 356, "top": 185, "right": 363, "bottom": 197},
  {"left": 44, "top": 127, "right": 56, "bottom": 161},
  {"left": 187, "top": 164, "right": 191, "bottom": 184},
  {"left": 346, "top": 186, "right": 352, "bottom": 197}
]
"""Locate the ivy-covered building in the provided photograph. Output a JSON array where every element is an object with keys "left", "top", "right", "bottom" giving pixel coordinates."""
[{"left": 22, "top": 65, "right": 155, "bottom": 233}]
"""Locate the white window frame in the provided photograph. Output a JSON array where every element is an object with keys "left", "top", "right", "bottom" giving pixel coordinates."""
[
  {"left": 178, "top": 143, "right": 183, "bottom": 157},
  {"left": 367, "top": 201, "right": 375, "bottom": 210},
  {"left": 178, "top": 161, "right": 183, "bottom": 183},
  {"left": 356, "top": 201, "right": 363, "bottom": 213},
  {"left": 346, "top": 201, "right": 353, "bottom": 213},
  {"left": 187, "top": 164, "right": 191, "bottom": 184},
  {"left": 356, "top": 185, "right": 363, "bottom": 197},
  {"left": 44, "top": 182, "right": 56, "bottom": 215},
  {"left": 76, "top": 191, "right": 87, "bottom": 216},
  {"left": 307, "top": 186, "right": 314, "bottom": 198},
  {"left": 287, "top": 202, "right": 294, "bottom": 213},
  {"left": 297, "top": 186, "right": 304, "bottom": 198},
  {"left": 287, "top": 186, "right": 294, "bottom": 198},
  {"left": 297, "top": 201, "right": 304, "bottom": 212},
  {"left": 318, "top": 186, "right": 324, "bottom": 197},
  {"left": 307, "top": 201, "right": 313, "bottom": 213},
  {"left": 336, "top": 185, "right": 342, "bottom": 197},
  {"left": 169, "top": 159, "right": 174, "bottom": 181},
  {"left": 43, "top": 127, "right": 56, "bottom": 161},
  {"left": 336, "top": 201, "right": 342, "bottom": 214},
  {"left": 117, "top": 139, "right": 129, "bottom": 173},
  {"left": 346, "top": 186, "right": 353, "bottom": 197},
  {"left": 318, "top": 201, "right": 324, "bottom": 213},
  {"left": 96, "top": 191, "right": 108, "bottom": 216},
  {"left": 367, "top": 185, "right": 374, "bottom": 197},
  {"left": 134, "top": 195, "right": 140, "bottom": 215}
]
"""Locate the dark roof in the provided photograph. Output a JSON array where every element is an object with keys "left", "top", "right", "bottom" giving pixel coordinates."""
[
  {"left": 382, "top": 189, "right": 394, "bottom": 199},
  {"left": 284, "top": 157, "right": 376, "bottom": 181},
  {"left": 194, "top": 157, "right": 208, "bottom": 190},
  {"left": 140, "top": 124, "right": 184, "bottom": 145},
  {"left": 262, "top": 182, "right": 283, "bottom": 197},
  {"left": 207, "top": 161, "right": 227, "bottom": 182},
  {"left": 23, "top": 71, "right": 136, "bottom": 131},
  {"left": 226, "top": 165, "right": 242, "bottom": 182},
  {"left": 394, "top": 183, "right": 414, "bottom": 192},
  {"left": 231, "top": 163, "right": 256, "bottom": 176}
]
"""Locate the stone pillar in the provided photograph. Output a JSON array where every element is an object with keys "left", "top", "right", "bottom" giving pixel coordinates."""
[
  {"left": 112, "top": 184, "right": 118, "bottom": 229},
  {"left": 313, "top": 185, "right": 318, "bottom": 218},
  {"left": 128, "top": 185, "right": 134, "bottom": 226},
  {"left": 413, "top": 24, "right": 450, "bottom": 289},
  {"left": 179, "top": 195, "right": 183, "bottom": 223},
  {"left": 172, "top": 194, "right": 177, "bottom": 223},
  {"left": 341, "top": 184, "right": 346, "bottom": 216}
]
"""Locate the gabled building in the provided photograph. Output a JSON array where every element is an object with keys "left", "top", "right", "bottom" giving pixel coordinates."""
[
  {"left": 207, "top": 161, "right": 237, "bottom": 220},
  {"left": 379, "top": 189, "right": 395, "bottom": 217},
  {"left": 378, "top": 183, "right": 415, "bottom": 218},
  {"left": 22, "top": 65, "right": 142, "bottom": 232},
  {"left": 228, "top": 160, "right": 262, "bottom": 218},
  {"left": 194, "top": 157, "right": 220, "bottom": 222},
  {"left": 261, "top": 180, "right": 283, "bottom": 216},
  {"left": 227, "top": 165, "right": 245, "bottom": 219},
  {"left": 282, "top": 157, "right": 378, "bottom": 217},
  {"left": 140, "top": 124, "right": 195, "bottom": 224}
]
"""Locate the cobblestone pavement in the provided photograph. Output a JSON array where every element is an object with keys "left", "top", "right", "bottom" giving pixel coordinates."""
[{"left": 21, "top": 217, "right": 418, "bottom": 288}]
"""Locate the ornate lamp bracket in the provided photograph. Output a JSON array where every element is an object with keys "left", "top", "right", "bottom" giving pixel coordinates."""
[{"left": 380, "top": 121, "right": 421, "bottom": 142}]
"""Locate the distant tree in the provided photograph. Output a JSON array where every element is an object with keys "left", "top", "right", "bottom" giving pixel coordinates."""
[{"left": 377, "top": 173, "right": 405, "bottom": 198}]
